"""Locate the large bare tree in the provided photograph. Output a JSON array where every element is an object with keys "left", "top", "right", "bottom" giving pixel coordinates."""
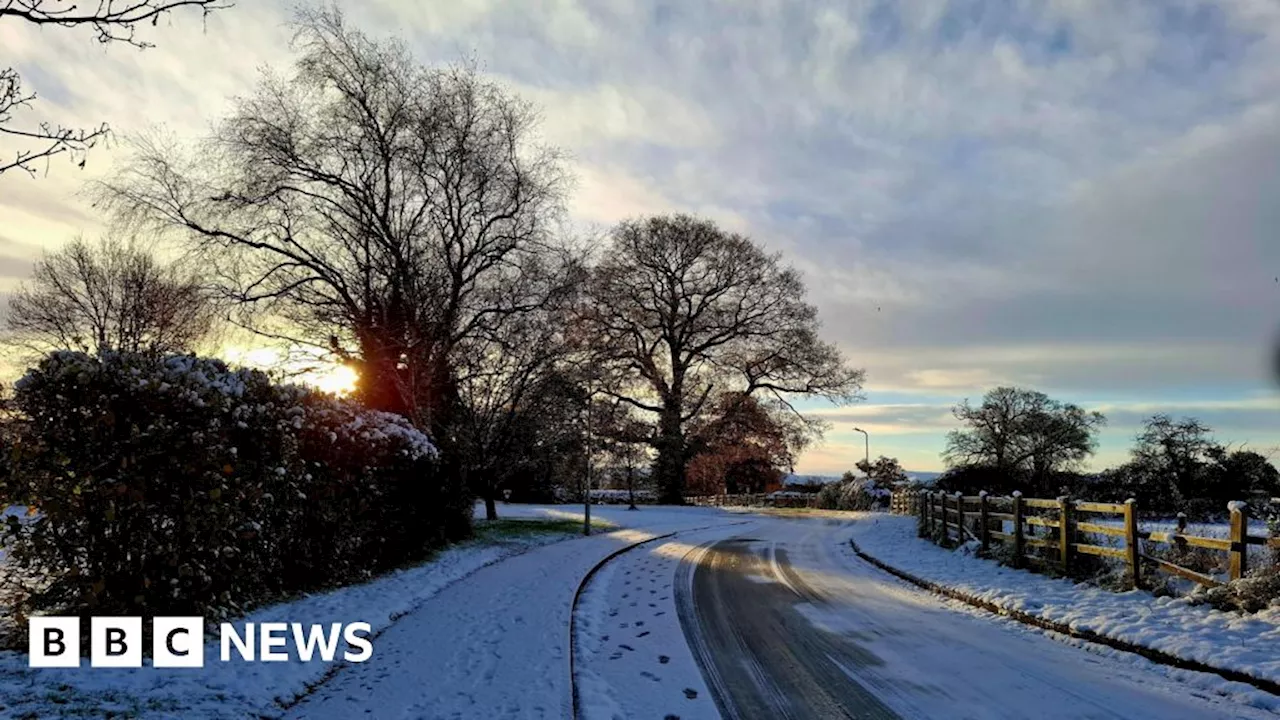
[
  {"left": 943, "top": 386, "right": 1105, "bottom": 488},
  {"left": 0, "top": 0, "right": 230, "bottom": 176},
  {"left": 6, "top": 234, "right": 217, "bottom": 356},
  {"left": 98, "top": 8, "right": 568, "bottom": 441},
  {"left": 577, "top": 214, "right": 863, "bottom": 503}
]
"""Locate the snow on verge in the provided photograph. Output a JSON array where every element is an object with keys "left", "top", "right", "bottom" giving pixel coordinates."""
[
  {"left": 849, "top": 514, "right": 1280, "bottom": 691},
  {"left": 0, "top": 526, "right": 579, "bottom": 719}
]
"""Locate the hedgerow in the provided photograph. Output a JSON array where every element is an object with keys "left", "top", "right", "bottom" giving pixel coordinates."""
[{"left": 0, "top": 351, "right": 466, "bottom": 622}]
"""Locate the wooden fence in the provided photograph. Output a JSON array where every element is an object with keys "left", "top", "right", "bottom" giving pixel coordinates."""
[
  {"left": 687, "top": 493, "right": 819, "bottom": 509},
  {"left": 918, "top": 490, "right": 1280, "bottom": 590},
  {"left": 889, "top": 490, "right": 919, "bottom": 516}
]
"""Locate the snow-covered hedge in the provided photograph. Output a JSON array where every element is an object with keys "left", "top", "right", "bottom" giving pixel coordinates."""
[
  {"left": 1, "top": 351, "right": 462, "bottom": 622},
  {"left": 816, "top": 477, "right": 887, "bottom": 511}
]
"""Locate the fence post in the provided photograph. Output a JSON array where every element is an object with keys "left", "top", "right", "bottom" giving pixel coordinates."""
[
  {"left": 917, "top": 490, "right": 927, "bottom": 537},
  {"left": 943, "top": 491, "right": 951, "bottom": 541},
  {"left": 931, "top": 491, "right": 939, "bottom": 537},
  {"left": 933, "top": 491, "right": 941, "bottom": 538},
  {"left": 1012, "top": 491, "right": 1024, "bottom": 569},
  {"left": 954, "top": 492, "right": 965, "bottom": 544},
  {"left": 1058, "top": 495, "right": 1072, "bottom": 575},
  {"left": 1124, "top": 498, "right": 1140, "bottom": 589},
  {"left": 978, "top": 491, "right": 990, "bottom": 554},
  {"left": 1229, "top": 501, "right": 1249, "bottom": 581}
]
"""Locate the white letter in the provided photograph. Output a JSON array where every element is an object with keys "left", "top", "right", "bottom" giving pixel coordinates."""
[
  {"left": 260, "top": 622, "right": 289, "bottom": 661},
  {"left": 221, "top": 623, "right": 254, "bottom": 662},
  {"left": 342, "top": 622, "right": 372, "bottom": 663},
  {"left": 292, "top": 623, "right": 342, "bottom": 662}
]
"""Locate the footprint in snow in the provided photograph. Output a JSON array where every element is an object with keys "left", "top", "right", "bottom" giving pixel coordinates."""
[
  {"left": 658, "top": 655, "right": 670, "bottom": 664},
  {"left": 683, "top": 688, "right": 698, "bottom": 699},
  {"left": 619, "top": 644, "right": 635, "bottom": 651},
  {"left": 637, "top": 631, "right": 650, "bottom": 638}
]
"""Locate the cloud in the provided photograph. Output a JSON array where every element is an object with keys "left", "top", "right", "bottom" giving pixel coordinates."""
[{"left": 3, "top": 0, "right": 1280, "bottom": 474}]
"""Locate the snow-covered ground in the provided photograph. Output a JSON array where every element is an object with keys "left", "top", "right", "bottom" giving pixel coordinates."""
[
  {"left": 574, "top": 524, "right": 756, "bottom": 720},
  {"left": 0, "top": 505, "right": 724, "bottom": 719},
  {"left": 850, "top": 513, "right": 1280, "bottom": 700},
  {"left": 288, "top": 504, "right": 746, "bottom": 719}
]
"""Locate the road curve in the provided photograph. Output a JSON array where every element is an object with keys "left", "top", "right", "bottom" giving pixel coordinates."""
[{"left": 676, "top": 516, "right": 1274, "bottom": 720}]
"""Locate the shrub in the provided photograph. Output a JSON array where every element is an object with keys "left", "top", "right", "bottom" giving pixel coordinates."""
[
  {"left": 815, "top": 477, "right": 881, "bottom": 511},
  {"left": 1, "top": 351, "right": 464, "bottom": 622},
  {"left": 1191, "top": 567, "right": 1280, "bottom": 614}
]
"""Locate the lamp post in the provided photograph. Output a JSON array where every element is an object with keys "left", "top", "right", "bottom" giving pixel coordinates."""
[
  {"left": 583, "top": 394, "right": 593, "bottom": 536},
  {"left": 582, "top": 385, "right": 606, "bottom": 536},
  {"left": 853, "top": 426, "right": 869, "bottom": 466}
]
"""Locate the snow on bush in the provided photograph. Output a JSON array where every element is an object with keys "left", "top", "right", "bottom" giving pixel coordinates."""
[
  {"left": 0, "top": 350, "right": 463, "bottom": 627},
  {"left": 816, "top": 476, "right": 885, "bottom": 511}
]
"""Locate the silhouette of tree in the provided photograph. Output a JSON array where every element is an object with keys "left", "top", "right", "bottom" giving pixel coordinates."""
[
  {"left": 6, "top": 234, "right": 216, "bottom": 357},
  {"left": 943, "top": 386, "right": 1105, "bottom": 489},
  {"left": 577, "top": 214, "right": 862, "bottom": 503},
  {"left": 1, "top": 0, "right": 230, "bottom": 176}
]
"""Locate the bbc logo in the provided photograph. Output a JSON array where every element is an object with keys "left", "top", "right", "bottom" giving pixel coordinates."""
[{"left": 29, "top": 617, "right": 204, "bottom": 668}]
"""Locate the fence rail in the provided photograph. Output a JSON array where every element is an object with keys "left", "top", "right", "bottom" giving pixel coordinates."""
[
  {"left": 687, "top": 493, "right": 819, "bottom": 509},
  {"left": 890, "top": 491, "right": 919, "bottom": 516},
  {"left": 915, "top": 490, "right": 1278, "bottom": 590}
]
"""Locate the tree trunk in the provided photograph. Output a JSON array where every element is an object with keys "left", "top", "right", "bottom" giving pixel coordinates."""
[
  {"left": 655, "top": 408, "right": 687, "bottom": 505},
  {"left": 484, "top": 492, "right": 497, "bottom": 521},
  {"left": 627, "top": 464, "right": 637, "bottom": 510}
]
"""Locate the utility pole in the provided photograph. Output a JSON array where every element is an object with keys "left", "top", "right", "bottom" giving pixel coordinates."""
[{"left": 853, "top": 426, "right": 869, "bottom": 466}]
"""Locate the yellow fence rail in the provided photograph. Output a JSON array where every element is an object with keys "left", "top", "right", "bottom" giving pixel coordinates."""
[{"left": 916, "top": 490, "right": 1277, "bottom": 590}]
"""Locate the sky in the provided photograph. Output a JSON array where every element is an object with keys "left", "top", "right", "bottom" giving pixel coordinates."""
[{"left": 1, "top": 0, "right": 1279, "bottom": 474}]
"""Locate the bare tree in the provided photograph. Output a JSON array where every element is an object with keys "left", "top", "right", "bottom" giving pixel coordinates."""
[
  {"left": 577, "top": 214, "right": 863, "bottom": 504},
  {"left": 6, "top": 234, "right": 217, "bottom": 357},
  {"left": 0, "top": 0, "right": 230, "bottom": 176},
  {"left": 452, "top": 254, "right": 584, "bottom": 520},
  {"left": 943, "top": 386, "right": 1105, "bottom": 489},
  {"left": 97, "top": 8, "right": 568, "bottom": 440}
]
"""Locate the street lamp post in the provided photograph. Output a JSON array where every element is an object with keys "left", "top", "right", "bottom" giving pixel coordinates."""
[
  {"left": 853, "top": 426, "right": 869, "bottom": 466},
  {"left": 583, "top": 395, "right": 593, "bottom": 536}
]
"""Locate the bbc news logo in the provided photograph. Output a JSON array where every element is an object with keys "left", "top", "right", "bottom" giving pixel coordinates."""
[{"left": 29, "top": 617, "right": 373, "bottom": 668}]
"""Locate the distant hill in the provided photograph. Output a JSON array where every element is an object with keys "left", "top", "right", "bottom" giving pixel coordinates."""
[{"left": 905, "top": 471, "right": 942, "bottom": 485}]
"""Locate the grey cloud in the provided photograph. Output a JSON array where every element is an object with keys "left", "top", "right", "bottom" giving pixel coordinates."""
[{"left": 2, "top": 0, "right": 1278, "bottom": 418}]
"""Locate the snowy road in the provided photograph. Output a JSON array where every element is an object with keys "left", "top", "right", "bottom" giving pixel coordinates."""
[{"left": 676, "top": 515, "right": 1277, "bottom": 720}]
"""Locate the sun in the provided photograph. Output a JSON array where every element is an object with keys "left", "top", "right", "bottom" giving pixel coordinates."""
[
  {"left": 307, "top": 363, "right": 359, "bottom": 396},
  {"left": 223, "top": 344, "right": 360, "bottom": 396}
]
